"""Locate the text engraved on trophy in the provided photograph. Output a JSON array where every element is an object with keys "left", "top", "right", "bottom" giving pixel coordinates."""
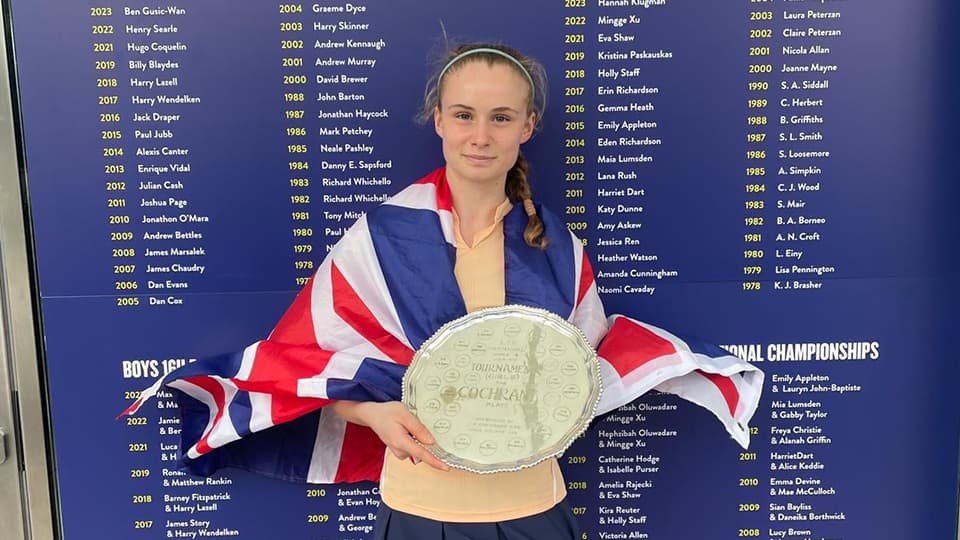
[{"left": 402, "top": 305, "right": 601, "bottom": 473}]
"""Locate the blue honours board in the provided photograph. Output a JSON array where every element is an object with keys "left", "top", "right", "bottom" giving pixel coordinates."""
[{"left": 8, "top": 1, "right": 958, "bottom": 539}]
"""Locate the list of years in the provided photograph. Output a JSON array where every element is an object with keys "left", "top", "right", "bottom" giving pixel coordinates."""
[
  {"left": 743, "top": 0, "right": 841, "bottom": 294},
  {"left": 95, "top": 1, "right": 398, "bottom": 309},
  {"left": 557, "top": 0, "right": 845, "bottom": 298},
  {"left": 561, "top": 0, "right": 676, "bottom": 299},
  {"left": 278, "top": 1, "right": 393, "bottom": 287},
  {"left": 91, "top": 0, "right": 851, "bottom": 309},
  {"left": 125, "top": 385, "right": 386, "bottom": 538},
  {"left": 93, "top": 4, "right": 207, "bottom": 309}
]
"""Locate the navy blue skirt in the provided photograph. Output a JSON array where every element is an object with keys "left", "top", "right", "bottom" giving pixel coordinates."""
[{"left": 373, "top": 499, "right": 581, "bottom": 540}]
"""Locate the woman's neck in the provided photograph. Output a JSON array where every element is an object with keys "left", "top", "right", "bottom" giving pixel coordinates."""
[{"left": 446, "top": 171, "right": 508, "bottom": 246}]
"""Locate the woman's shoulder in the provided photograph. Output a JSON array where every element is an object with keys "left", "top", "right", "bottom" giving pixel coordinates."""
[{"left": 367, "top": 166, "right": 448, "bottom": 217}]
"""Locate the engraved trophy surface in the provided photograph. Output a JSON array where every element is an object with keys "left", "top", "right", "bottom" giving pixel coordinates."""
[{"left": 402, "top": 305, "right": 601, "bottom": 473}]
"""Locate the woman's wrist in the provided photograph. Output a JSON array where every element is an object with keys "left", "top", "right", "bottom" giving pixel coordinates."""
[{"left": 327, "top": 400, "right": 376, "bottom": 426}]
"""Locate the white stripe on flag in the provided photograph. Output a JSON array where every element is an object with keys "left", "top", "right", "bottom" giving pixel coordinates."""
[
  {"left": 729, "top": 367, "right": 764, "bottom": 424},
  {"left": 568, "top": 238, "right": 608, "bottom": 347},
  {"left": 619, "top": 352, "right": 685, "bottom": 389},
  {"left": 296, "top": 351, "right": 366, "bottom": 398},
  {"left": 569, "top": 232, "right": 584, "bottom": 320},
  {"left": 169, "top": 377, "right": 241, "bottom": 460},
  {"left": 571, "top": 284, "right": 607, "bottom": 348},
  {"left": 124, "top": 374, "right": 166, "bottom": 414},
  {"left": 332, "top": 221, "right": 411, "bottom": 351},
  {"left": 595, "top": 352, "right": 685, "bottom": 416},
  {"left": 234, "top": 343, "right": 276, "bottom": 433},
  {"left": 235, "top": 343, "right": 258, "bottom": 380},
  {"left": 248, "top": 391, "right": 274, "bottom": 432},
  {"left": 307, "top": 262, "right": 370, "bottom": 353},
  {"left": 654, "top": 370, "right": 751, "bottom": 448},
  {"left": 383, "top": 182, "right": 455, "bottom": 241},
  {"left": 307, "top": 408, "right": 347, "bottom": 483},
  {"left": 595, "top": 357, "right": 628, "bottom": 415},
  {"left": 381, "top": 182, "right": 435, "bottom": 210}
]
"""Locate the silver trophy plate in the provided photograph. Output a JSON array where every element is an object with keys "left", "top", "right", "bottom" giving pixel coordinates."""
[{"left": 401, "top": 305, "right": 601, "bottom": 474}]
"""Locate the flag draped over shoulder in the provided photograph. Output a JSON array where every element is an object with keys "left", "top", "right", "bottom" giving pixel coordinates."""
[{"left": 122, "top": 166, "right": 763, "bottom": 484}]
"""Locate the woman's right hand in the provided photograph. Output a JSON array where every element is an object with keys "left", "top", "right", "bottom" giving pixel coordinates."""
[{"left": 327, "top": 400, "right": 449, "bottom": 471}]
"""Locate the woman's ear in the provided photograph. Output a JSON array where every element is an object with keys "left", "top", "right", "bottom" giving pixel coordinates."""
[
  {"left": 520, "top": 113, "right": 535, "bottom": 143},
  {"left": 434, "top": 106, "right": 443, "bottom": 138}
]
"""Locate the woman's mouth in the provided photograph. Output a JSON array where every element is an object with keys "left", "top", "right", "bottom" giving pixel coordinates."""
[{"left": 463, "top": 154, "right": 495, "bottom": 164}]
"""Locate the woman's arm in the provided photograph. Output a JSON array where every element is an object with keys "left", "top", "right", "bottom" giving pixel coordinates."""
[{"left": 327, "top": 400, "right": 449, "bottom": 471}]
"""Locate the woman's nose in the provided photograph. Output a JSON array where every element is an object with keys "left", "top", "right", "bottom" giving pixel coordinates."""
[{"left": 470, "top": 121, "right": 492, "bottom": 146}]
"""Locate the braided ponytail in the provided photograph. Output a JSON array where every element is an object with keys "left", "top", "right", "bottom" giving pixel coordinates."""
[{"left": 505, "top": 153, "right": 547, "bottom": 249}]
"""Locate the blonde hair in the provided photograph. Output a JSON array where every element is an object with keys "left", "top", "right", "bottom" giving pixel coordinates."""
[{"left": 418, "top": 43, "right": 549, "bottom": 249}]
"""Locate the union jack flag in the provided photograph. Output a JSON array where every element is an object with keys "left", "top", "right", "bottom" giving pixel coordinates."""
[{"left": 122, "top": 166, "right": 763, "bottom": 484}]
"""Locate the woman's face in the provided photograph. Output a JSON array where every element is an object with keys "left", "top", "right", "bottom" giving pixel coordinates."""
[{"left": 434, "top": 61, "right": 535, "bottom": 189}]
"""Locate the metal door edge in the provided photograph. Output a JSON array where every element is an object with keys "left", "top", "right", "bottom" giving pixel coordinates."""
[{"left": 0, "top": 1, "right": 56, "bottom": 539}]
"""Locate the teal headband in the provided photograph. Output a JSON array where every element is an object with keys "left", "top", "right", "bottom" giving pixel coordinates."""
[{"left": 437, "top": 47, "right": 535, "bottom": 91}]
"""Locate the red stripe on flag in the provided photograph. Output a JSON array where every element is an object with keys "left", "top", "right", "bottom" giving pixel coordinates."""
[
  {"left": 238, "top": 342, "right": 330, "bottom": 424},
  {"left": 245, "top": 277, "right": 332, "bottom": 422},
  {"left": 270, "top": 275, "right": 318, "bottom": 344},
  {"left": 119, "top": 398, "right": 143, "bottom": 418},
  {"left": 697, "top": 370, "right": 739, "bottom": 416},
  {"left": 183, "top": 375, "right": 228, "bottom": 455},
  {"left": 334, "top": 424, "right": 386, "bottom": 483},
  {"left": 597, "top": 317, "right": 676, "bottom": 377},
  {"left": 332, "top": 262, "right": 415, "bottom": 365},
  {"left": 415, "top": 166, "right": 452, "bottom": 211},
  {"left": 576, "top": 252, "right": 594, "bottom": 306}
]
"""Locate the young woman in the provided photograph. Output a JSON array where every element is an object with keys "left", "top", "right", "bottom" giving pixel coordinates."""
[
  {"left": 328, "top": 44, "right": 584, "bottom": 538},
  {"left": 123, "top": 42, "right": 762, "bottom": 540}
]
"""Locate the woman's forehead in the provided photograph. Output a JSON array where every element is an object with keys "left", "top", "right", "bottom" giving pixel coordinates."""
[{"left": 440, "top": 61, "right": 531, "bottom": 103}]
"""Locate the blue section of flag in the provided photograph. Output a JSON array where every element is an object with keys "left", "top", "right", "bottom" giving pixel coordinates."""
[
  {"left": 678, "top": 333, "right": 735, "bottom": 359},
  {"left": 367, "top": 204, "right": 466, "bottom": 348},
  {"left": 504, "top": 203, "right": 575, "bottom": 317},
  {"left": 326, "top": 358, "right": 405, "bottom": 402},
  {"left": 228, "top": 390, "right": 253, "bottom": 438},
  {"left": 181, "top": 395, "right": 321, "bottom": 483}
]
